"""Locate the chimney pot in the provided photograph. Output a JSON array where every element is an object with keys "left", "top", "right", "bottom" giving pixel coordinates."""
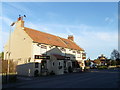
[{"left": 68, "top": 35, "right": 74, "bottom": 41}]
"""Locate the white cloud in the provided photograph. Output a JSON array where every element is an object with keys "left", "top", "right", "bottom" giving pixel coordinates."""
[
  {"left": 105, "top": 17, "right": 114, "bottom": 24},
  {"left": 96, "top": 32, "right": 117, "bottom": 42},
  {"left": 25, "top": 22, "right": 118, "bottom": 45},
  {"left": 66, "top": 28, "right": 74, "bottom": 35},
  {"left": 4, "top": 3, "right": 32, "bottom": 16},
  {"left": 47, "top": 12, "right": 59, "bottom": 18},
  {"left": 25, "top": 22, "right": 50, "bottom": 32},
  {"left": 0, "top": 31, "right": 9, "bottom": 52},
  {"left": 0, "top": 16, "right": 13, "bottom": 26}
]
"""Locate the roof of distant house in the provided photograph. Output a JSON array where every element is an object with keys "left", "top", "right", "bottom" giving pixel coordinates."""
[{"left": 24, "top": 27, "right": 84, "bottom": 51}]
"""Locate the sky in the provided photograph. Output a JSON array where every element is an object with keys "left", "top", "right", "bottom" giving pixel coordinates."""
[{"left": 1, "top": 2, "right": 118, "bottom": 59}]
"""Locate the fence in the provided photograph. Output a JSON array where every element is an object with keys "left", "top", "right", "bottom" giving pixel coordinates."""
[{"left": 1, "top": 59, "right": 17, "bottom": 83}]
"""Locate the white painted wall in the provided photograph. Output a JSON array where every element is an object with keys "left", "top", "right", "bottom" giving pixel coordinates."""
[
  {"left": 17, "top": 62, "right": 41, "bottom": 76},
  {"left": 17, "top": 63, "right": 34, "bottom": 76}
]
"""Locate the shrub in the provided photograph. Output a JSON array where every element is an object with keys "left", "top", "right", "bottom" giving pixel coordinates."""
[{"left": 97, "top": 65, "right": 108, "bottom": 69}]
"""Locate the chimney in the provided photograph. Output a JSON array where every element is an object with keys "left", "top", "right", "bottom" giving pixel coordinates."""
[
  {"left": 68, "top": 35, "right": 74, "bottom": 41},
  {"left": 15, "top": 16, "right": 25, "bottom": 29}
]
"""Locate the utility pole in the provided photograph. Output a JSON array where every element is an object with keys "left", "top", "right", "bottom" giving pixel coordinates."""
[
  {"left": 7, "top": 25, "right": 12, "bottom": 83},
  {"left": 7, "top": 22, "right": 15, "bottom": 83}
]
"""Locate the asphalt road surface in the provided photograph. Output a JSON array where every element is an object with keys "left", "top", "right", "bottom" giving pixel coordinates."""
[{"left": 3, "top": 68, "right": 120, "bottom": 88}]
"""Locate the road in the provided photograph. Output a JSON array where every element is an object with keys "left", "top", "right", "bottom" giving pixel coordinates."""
[{"left": 3, "top": 68, "right": 120, "bottom": 88}]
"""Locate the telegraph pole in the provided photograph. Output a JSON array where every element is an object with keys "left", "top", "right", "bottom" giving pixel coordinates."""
[
  {"left": 7, "top": 25, "right": 12, "bottom": 83},
  {"left": 7, "top": 22, "right": 15, "bottom": 83}
]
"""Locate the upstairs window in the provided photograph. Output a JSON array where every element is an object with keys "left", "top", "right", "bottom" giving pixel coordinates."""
[
  {"left": 49, "top": 45, "right": 53, "bottom": 49},
  {"left": 72, "top": 51, "right": 76, "bottom": 53},
  {"left": 77, "top": 51, "right": 81, "bottom": 54},
  {"left": 41, "top": 45, "right": 47, "bottom": 49},
  {"left": 60, "top": 47, "right": 66, "bottom": 51}
]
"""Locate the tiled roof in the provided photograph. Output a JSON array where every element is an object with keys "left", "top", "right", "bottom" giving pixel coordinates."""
[{"left": 24, "top": 27, "right": 84, "bottom": 51}]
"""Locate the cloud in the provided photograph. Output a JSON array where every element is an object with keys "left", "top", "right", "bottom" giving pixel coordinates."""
[
  {"left": 47, "top": 12, "right": 59, "bottom": 18},
  {"left": 0, "top": 16, "right": 13, "bottom": 26},
  {"left": 3, "top": 3, "right": 31, "bottom": 15},
  {"left": 25, "top": 22, "right": 117, "bottom": 44},
  {"left": 66, "top": 28, "right": 74, "bottom": 35},
  {"left": 96, "top": 32, "right": 117, "bottom": 42},
  {"left": 25, "top": 22, "right": 50, "bottom": 32},
  {"left": 0, "top": 31, "right": 9, "bottom": 52},
  {"left": 105, "top": 17, "right": 114, "bottom": 24}
]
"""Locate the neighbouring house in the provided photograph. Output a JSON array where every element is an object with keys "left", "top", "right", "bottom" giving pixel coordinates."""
[
  {"left": 4, "top": 16, "right": 86, "bottom": 76},
  {"left": 97, "top": 54, "right": 107, "bottom": 66},
  {"left": 93, "top": 54, "right": 107, "bottom": 66}
]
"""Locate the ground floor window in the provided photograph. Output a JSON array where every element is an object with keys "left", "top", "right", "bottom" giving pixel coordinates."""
[
  {"left": 52, "top": 62, "right": 54, "bottom": 66},
  {"left": 35, "top": 62, "right": 39, "bottom": 68}
]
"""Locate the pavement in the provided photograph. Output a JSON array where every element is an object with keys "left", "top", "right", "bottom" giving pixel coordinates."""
[{"left": 2, "top": 68, "right": 120, "bottom": 88}]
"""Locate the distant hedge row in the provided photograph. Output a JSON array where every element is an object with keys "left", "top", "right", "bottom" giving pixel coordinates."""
[{"left": 1, "top": 60, "right": 17, "bottom": 73}]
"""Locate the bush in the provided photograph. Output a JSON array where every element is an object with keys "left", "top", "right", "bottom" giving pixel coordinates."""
[
  {"left": 97, "top": 65, "right": 108, "bottom": 69},
  {"left": 84, "top": 66, "right": 90, "bottom": 70}
]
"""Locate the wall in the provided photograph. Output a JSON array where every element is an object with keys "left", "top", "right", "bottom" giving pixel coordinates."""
[
  {"left": 4, "top": 20, "right": 33, "bottom": 65},
  {"left": 16, "top": 62, "right": 41, "bottom": 76}
]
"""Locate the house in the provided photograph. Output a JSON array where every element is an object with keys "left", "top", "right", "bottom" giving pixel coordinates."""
[
  {"left": 97, "top": 54, "right": 107, "bottom": 66},
  {"left": 4, "top": 16, "right": 86, "bottom": 76},
  {"left": 92, "top": 54, "right": 107, "bottom": 67}
]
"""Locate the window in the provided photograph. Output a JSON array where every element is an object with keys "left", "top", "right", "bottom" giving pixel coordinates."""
[
  {"left": 41, "top": 45, "right": 47, "bottom": 49},
  {"left": 35, "top": 62, "right": 39, "bottom": 68},
  {"left": 73, "top": 51, "right": 76, "bottom": 53},
  {"left": 53, "top": 62, "right": 54, "bottom": 66},
  {"left": 64, "top": 61, "right": 66, "bottom": 68},
  {"left": 77, "top": 51, "right": 81, "bottom": 54},
  {"left": 59, "top": 62, "right": 60, "bottom": 66},
  {"left": 60, "top": 47, "right": 66, "bottom": 51},
  {"left": 49, "top": 45, "right": 53, "bottom": 48},
  {"left": 69, "top": 49, "right": 72, "bottom": 51},
  {"left": 65, "top": 57, "right": 70, "bottom": 60},
  {"left": 73, "top": 57, "right": 76, "bottom": 58}
]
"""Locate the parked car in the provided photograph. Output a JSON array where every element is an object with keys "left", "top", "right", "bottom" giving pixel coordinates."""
[{"left": 90, "top": 64, "right": 97, "bottom": 69}]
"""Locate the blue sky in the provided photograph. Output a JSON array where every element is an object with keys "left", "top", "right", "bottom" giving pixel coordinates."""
[{"left": 1, "top": 2, "right": 118, "bottom": 59}]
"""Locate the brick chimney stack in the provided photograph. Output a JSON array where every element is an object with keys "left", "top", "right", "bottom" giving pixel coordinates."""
[
  {"left": 68, "top": 35, "right": 74, "bottom": 41},
  {"left": 15, "top": 15, "right": 25, "bottom": 29}
]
